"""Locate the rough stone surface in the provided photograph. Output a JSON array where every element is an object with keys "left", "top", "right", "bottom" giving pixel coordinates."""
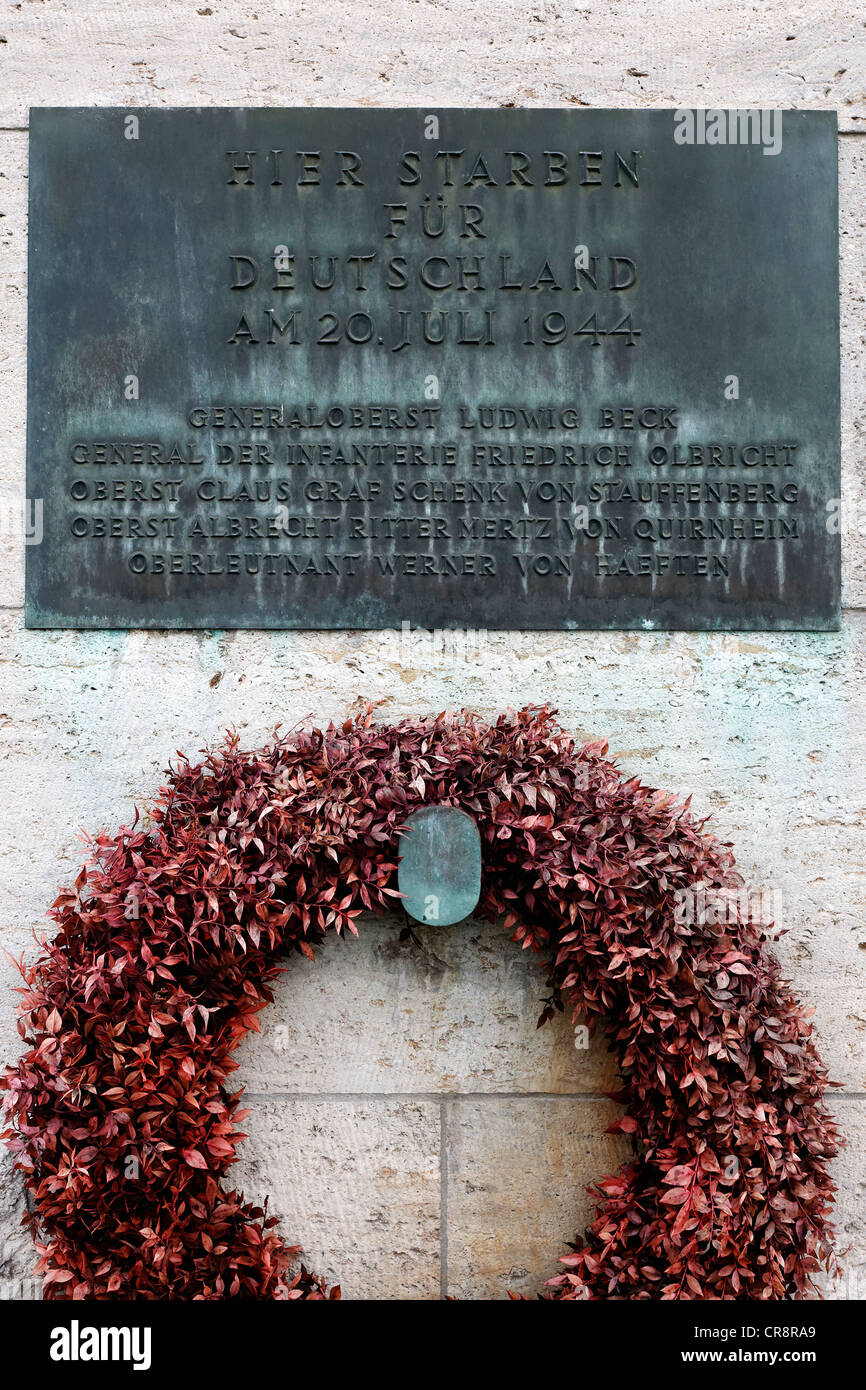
[
  {"left": 0, "top": 2, "right": 863, "bottom": 1301},
  {"left": 0, "top": 1149, "right": 36, "bottom": 1302},
  {"left": 819, "top": 1099, "right": 866, "bottom": 1300},
  {"left": 233, "top": 917, "right": 618, "bottom": 1096},
  {"left": 445, "top": 1097, "right": 630, "bottom": 1299},
  {"left": 231, "top": 1098, "right": 441, "bottom": 1300},
  {"left": 0, "top": 2, "right": 863, "bottom": 131}
]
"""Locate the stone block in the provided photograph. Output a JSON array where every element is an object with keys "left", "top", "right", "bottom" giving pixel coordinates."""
[
  {"left": 231, "top": 1098, "right": 440, "bottom": 1299},
  {"left": 445, "top": 1096, "right": 630, "bottom": 1299},
  {"left": 233, "top": 917, "right": 618, "bottom": 1096}
]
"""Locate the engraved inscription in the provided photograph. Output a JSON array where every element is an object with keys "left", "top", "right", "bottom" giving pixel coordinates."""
[{"left": 25, "top": 109, "right": 840, "bottom": 630}]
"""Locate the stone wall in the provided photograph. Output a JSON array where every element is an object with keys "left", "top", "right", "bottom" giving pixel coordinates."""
[{"left": 0, "top": 1, "right": 864, "bottom": 1299}]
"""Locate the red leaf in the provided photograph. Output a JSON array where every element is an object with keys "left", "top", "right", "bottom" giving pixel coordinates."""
[{"left": 182, "top": 1148, "right": 209, "bottom": 1170}]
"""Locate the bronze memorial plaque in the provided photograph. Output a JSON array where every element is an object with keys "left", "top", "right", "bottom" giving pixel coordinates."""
[{"left": 25, "top": 108, "right": 840, "bottom": 629}]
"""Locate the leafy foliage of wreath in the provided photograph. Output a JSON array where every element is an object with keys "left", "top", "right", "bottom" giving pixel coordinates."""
[{"left": 2, "top": 708, "right": 839, "bottom": 1300}]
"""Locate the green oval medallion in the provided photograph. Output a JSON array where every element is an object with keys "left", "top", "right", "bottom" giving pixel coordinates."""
[{"left": 397, "top": 806, "right": 481, "bottom": 926}]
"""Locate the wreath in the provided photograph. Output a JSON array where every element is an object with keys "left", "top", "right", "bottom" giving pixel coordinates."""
[{"left": 1, "top": 707, "right": 839, "bottom": 1300}]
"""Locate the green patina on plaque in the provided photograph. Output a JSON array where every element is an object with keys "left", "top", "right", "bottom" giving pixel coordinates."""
[
  {"left": 26, "top": 108, "right": 840, "bottom": 629},
  {"left": 398, "top": 806, "right": 481, "bottom": 925}
]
